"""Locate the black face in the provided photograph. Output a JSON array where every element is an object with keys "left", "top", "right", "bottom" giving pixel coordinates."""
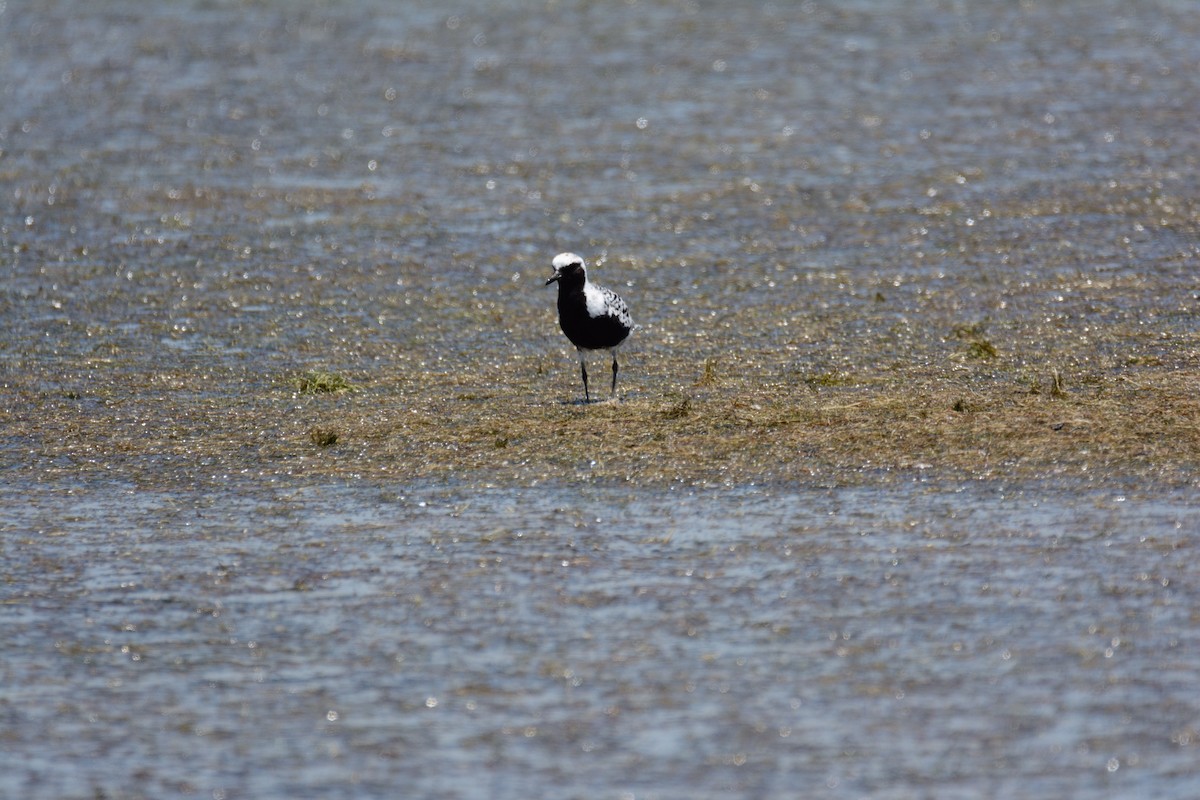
[{"left": 546, "top": 261, "right": 585, "bottom": 285}]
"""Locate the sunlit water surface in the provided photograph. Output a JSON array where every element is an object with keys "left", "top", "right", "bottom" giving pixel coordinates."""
[{"left": 3, "top": 481, "right": 1198, "bottom": 798}]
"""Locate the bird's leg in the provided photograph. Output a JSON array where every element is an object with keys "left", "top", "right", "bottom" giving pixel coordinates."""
[
  {"left": 611, "top": 352, "right": 619, "bottom": 397},
  {"left": 579, "top": 353, "right": 590, "bottom": 403}
]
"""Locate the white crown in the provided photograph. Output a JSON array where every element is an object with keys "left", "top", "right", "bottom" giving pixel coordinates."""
[{"left": 552, "top": 252, "right": 585, "bottom": 269}]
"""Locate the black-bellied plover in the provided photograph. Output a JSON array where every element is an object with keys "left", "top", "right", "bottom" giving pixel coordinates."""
[{"left": 545, "top": 252, "right": 634, "bottom": 403}]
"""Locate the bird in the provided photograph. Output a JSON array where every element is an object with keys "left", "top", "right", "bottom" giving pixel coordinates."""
[{"left": 545, "top": 252, "right": 634, "bottom": 403}]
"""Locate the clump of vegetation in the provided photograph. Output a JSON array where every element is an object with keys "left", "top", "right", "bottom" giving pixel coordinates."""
[
  {"left": 951, "top": 322, "right": 986, "bottom": 340},
  {"left": 660, "top": 396, "right": 692, "bottom": 419},
  {"left": 1049, "top": 369, "right": 1067, "bottom": 398},
  {"left": 965, "top": 339, "right": 998, "bottom": 359},
  {"left": 293, "top": 370, "right": 357, "bottom": 395},
  {"left": 694, "top": 358, "right": 718, "bottom": 387},
  {"left": 310, "top": 427, "right": 339, "bottom": 447},
  {"left": 1022, "top": 368, "right": 1067, "bottom": 398},
  {"left": 952, "top": 322, "right": 998, "bottom": 360}
]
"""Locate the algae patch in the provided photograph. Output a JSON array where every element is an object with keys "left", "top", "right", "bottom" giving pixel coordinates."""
[{"left": 292, "top": 370, "right": 357, "bottom": 395}]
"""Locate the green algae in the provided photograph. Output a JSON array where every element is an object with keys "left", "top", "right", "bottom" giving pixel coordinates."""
[{"left": 292, "top": 370, "right": 357, "bottom": 395}]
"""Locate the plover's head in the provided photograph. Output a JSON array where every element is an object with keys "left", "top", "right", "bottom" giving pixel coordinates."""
[{"left": 545, "top": 252, "right": 586, "bottom": 286}]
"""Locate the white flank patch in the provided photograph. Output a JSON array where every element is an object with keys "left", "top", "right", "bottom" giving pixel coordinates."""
[{"left": 583, "top": 283, "right": 610, "bottom": 318}]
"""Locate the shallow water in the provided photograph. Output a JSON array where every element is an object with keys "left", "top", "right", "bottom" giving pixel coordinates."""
[
  {"left": 3, "top": 0, "right": 1200, "bottom": 797},
  {"left": 3, "top": 480, "right": 1198, "bottom": 799}
]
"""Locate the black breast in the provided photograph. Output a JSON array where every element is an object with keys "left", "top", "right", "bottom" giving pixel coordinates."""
[{"left": 556, "top": 285, "right": 631, "bottom": 350}]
